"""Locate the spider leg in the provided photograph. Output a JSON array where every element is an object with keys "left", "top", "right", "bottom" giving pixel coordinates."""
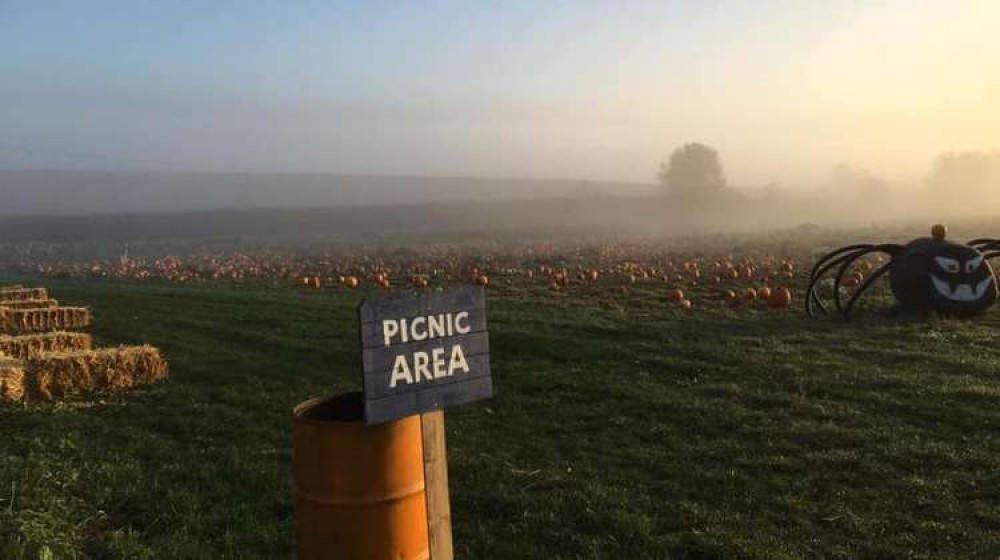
[
  {"left": 808, "top": 244, "right": 874, "bottom": 284},
  {"left": 833, "top": 247, "right": 895, "bottom": 313},
  {"left": 806, "top": 247, "right": 874, "bottom": 317},
  {"left": 968, "top": 238, "right": 999, "bottom": 247},
  {"left": 805, "top": 244, "right": 874, "bottom": 316},
  {"left": 843, "top": 261, "right": 892, "bottom": 320},
  {"left": 807, "top": 244, "right": 903, "bottom": 318}
]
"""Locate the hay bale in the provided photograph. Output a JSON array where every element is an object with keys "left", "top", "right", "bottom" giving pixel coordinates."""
[
  {"left": 0, "top": 287, "right": 49, "bottom": 303},
  {"left": 0, "top": 332, "right": 93, "bottom": 360},
  {"left": 0, "top": 306, "right": 91, "bottom": 334},
  {"left": 27, "top": 345, "right": 168, "bottom": 401},
  {"left": 0, "top": 358, "right": 26, "bottom": 403},
  {"left": 1, "top": 299, "right": 60, "bottom": 310}
]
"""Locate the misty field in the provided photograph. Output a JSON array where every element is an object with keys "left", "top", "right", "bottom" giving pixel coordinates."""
[{"left": 1, "top": 260, "right": 999, "bottom": 559}]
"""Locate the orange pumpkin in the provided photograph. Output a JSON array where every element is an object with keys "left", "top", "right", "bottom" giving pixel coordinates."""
[
  {"left": 667, "top": 288, "right": 685, "bottom": 302},
  {"left": 345, "top": 276, "right": 360, "bottom": 289},
  {"left": 844, "top": 271, "right": 864, "bottom": 288},
  {"left": 931, "top": 223, "right": 947, "bottom": 240},
  {"left": 768, "top": 287, "right": 792, "bottom": 308},
  {"left": 476, "top": 275, "right": 490, "bottom": 287}
]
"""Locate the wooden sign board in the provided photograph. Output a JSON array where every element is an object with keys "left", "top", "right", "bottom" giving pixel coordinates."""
[{"left": 359, "top": 285, "right": 492, "bottom": 424}]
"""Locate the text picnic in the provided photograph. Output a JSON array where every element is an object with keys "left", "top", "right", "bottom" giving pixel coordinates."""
[{"left": 383, "top": 312, "right": 472, "bottom": 388}]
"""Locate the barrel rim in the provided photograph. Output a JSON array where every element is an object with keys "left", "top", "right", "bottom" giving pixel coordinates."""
[{"left": 294, "top": 392, "right": 366, "bottom": 426}]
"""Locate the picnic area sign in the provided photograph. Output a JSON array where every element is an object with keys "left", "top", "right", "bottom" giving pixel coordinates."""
[{"left": 359, "top": 285, "right": 492, "bottom": 424}]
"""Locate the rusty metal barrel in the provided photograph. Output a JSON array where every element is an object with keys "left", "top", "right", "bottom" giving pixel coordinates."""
[{"left": 294, "top": 393, "right": 429, "bottom": 560}]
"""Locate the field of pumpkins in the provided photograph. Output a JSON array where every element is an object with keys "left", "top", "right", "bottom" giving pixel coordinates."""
[{"left": 3, "top": 237, "right": 894, "bottom": 317}]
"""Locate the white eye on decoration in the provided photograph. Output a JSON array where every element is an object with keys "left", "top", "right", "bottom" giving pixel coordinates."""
[
  {"left": 934, "top": 256, "right": 960, "bottom": 274},
  {"left": 965, "top": 256, "right": 985, "bottom": 274}
]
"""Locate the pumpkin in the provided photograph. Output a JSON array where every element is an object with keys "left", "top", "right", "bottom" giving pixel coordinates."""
[
  {"left": 768, "top": 287, "right": 792, "bottom": 308},
  {"left": 476, "top": 275, "right": 490, "bottom": 287},
  {"left": 757, "top": 286, "right": 772, "bottom": 300},
  {"left": 931, "top": 223, "right": 947, "bottom": 241},
  {"left": 843, "top": 271, "right": 864, "bottom": 288},
  {"left": 345, "top": 276, "right": 360, "bottom": 289},
  {"left": 667, "top": 288, "right": 685, "bottom": 302},
  {"left": 744, "top": 287, "right": 757, "bottom": 300}
]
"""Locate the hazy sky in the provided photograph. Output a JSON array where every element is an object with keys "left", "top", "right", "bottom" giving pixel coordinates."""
[{"left": 1, "top": 1, "right": 997, "bottom": 186}]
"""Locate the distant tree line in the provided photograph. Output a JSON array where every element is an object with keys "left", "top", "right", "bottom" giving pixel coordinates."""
[{"left": 658, "top": 142, "right": 999, "bottom": 209}]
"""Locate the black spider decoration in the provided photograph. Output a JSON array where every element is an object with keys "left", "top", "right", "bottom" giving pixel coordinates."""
[{"left": 806, "top": 226, "right": 1000, "bottom": 319}]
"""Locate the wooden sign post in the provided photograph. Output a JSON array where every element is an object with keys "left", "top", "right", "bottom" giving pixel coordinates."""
[{"left": 359, "top": 285, "right": 493, "bottom": 559}]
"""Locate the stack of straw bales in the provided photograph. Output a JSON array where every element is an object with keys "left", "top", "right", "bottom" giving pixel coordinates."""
[
  {"left": 0, "top": 286, "right": 49, "bottom": 303},
  {"left": 28, "top": 345, "right": 168, "bottom": 400},
  {"left": 0, "top": 306, "right": 91, "bottom": 334},
  {"left": 2, "top": 299, "right": 60, "bottom": 310},
  {"left": 0, "top": 331, "right": 93, "bottom": 360},
  {"left": 0, "top": 285, "right": 168, "bottom": 403},
  {"left": 0, "top": 358, "right": 25, "bottom": 402}
]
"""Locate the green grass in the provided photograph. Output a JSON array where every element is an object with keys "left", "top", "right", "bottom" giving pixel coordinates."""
[{"left": 2, "top": 275, "right": 1000, "bottom": 559}]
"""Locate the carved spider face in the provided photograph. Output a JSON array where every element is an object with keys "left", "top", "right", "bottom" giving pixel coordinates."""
[{"left": 889, "top": 238, "right": 997, "bottom": 317}]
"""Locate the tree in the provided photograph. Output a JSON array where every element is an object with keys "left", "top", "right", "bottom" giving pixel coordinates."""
[
  {"left": 658, "top": 143, "right": 727, "bottom": 196},
  {"left": 927, "top": 150, "right": 999, "bottom": 192},
  {"left": 829, "top": 163, "right": 887, "bottom": 198},
  {"left": 925, "top": 150, "right": 1000, "bottom": 211}
]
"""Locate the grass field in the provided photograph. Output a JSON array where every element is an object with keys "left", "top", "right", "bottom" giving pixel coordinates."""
[{"left": 1, "top": 272, "right": 1000, "bottom": 559}]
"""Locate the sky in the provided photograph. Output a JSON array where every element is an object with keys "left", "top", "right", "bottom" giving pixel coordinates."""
[{"left": 1, "top": 0, "right": 998, "bottom": 187}]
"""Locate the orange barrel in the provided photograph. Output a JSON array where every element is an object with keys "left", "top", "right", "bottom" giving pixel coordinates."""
[{"left": 294, "top": 393, "right": 429, "bottom": 560}]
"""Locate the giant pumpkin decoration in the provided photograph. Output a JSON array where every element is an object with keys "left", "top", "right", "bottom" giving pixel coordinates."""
[{"left": 807, "top": 226, "right": 999, "bottom": 319}]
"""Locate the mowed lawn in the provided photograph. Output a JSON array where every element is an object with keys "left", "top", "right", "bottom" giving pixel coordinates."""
[{"left": 2, "top": 275, "right": 1000, "bottom": 559}]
